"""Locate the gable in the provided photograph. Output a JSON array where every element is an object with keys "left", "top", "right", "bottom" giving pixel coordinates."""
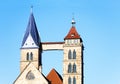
[
  {"left": 47, "top": 69, "right": 63, "bottom": 84},
  {"left": 14, "top": 63, "right": 49, "bottom": 84},
  {"left": 22, "top": 34, "right": 38, "bottom": 48}
]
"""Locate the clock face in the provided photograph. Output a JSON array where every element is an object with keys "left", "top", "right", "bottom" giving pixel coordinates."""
[{"left": 26, "top": 71, "right": 35, "bottom": 80}]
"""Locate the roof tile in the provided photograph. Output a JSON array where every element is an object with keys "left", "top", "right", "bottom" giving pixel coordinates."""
[
  {"left": 64, "top": 26, "right": 80, "bottom": 39},
  {"left": 47, "top": 69, "right": 63, "bottom": 84}
]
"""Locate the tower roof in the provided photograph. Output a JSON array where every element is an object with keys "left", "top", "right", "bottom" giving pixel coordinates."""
[
  {"left": 64, "top": 26, "right": 80, "bottom": 40},
  {"left": 64, "top": 18, "right": 80, "bottom": 40},
  {"left": 21, "top": 12, "right": 40, "bottom": 47},
  {"left": 46, "top": 69, "right": 63, "bottom": 84}
]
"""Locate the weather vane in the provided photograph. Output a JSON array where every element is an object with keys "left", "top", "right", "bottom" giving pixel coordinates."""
[
  {"left": 71, "top": 13, "right": 76, "bottom": 26},
  {"left": 31, "top": 5, "right": 33, "bottom": 13}
]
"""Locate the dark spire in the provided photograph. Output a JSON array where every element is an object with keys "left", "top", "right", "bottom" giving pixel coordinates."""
[{"left": 21, "top": 11, "right": 40, "bottom": 47}]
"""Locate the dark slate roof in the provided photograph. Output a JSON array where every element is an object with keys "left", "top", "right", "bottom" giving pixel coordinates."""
[{"left": 21, "top": 12, "right": 40, "bottom": 47}]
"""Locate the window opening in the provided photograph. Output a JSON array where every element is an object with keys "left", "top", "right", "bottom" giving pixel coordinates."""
[
  {"left": 73, "top": 76, "right": 76, "bottom": 84},
  {"left": 68, "top": 50, "right": 72, "bottom": 59},
  {"left": 68, "top": 63, "right": 72, "bottom": 73},
  {"left": 73, "top": 63, "right": 76, "bottom": 73},
  {"left": 30, "top": 52, "right": 33, "bottom": 60},
  {"left": 68, "top": 77, "right": 71, "bottom": 84},
  {"left": 26, "top": 52, "right": 29, "bottom": 61},
  {"left": 73, "top": 49, "right": 76, "bottom": 59}
]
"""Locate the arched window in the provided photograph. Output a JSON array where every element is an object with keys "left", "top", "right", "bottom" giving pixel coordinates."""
[
  {"left": 26, "top": 52, "right": 29, "bottom": 61},
  {"left": 68, "top": 63, "right": 72, "bottom": 73},
  {"left": 26, "top": 52, "right": 33, "bottom": 61},
  {"left": 73, "top": 49, "right": 76, "bottom": 59},
  {"left": 68, "top": 50, "right": 72, "bottom": 59},
  {"left": 73, "top": 77, "right": 76, "bottom": 84},
  {"left": 68, "top": 77, "right": 71, "bottom": 84},
  {"left": 73, "top": 63, "right": 76, "bottom": 73},
  {"left": 30, "top": 52, "right": 33, "bottom": 60}
]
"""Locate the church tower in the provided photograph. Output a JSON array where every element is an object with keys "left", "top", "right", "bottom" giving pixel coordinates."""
[
  {"left": 20, "top": 11, "right": 42, "bottom": 73},
  {"left": 14, "top": 10, "right": 49, "bottom": 84},
  {"left": 63, "top": 18, "right": 84, "bottom": 84}
]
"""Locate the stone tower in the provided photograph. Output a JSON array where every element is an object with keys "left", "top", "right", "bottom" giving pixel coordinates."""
[
  {"left": 63, "top": 18, "right": 84, "bottom": 84},
  {"left": 20, "top": 12, "right": 42, "bottom": 73}
]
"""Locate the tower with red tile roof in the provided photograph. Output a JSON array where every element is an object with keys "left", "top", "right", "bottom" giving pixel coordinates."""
[{"left": 63, "top": 18, "right": 84, "bottom": 84}]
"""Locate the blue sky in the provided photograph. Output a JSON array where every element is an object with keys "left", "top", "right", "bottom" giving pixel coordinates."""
[{"left": 0, "top": 0, "right": 120, "bottom": 84}]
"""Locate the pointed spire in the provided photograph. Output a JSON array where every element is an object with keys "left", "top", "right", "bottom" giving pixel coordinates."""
[{"left": 21, "top": 10, "right": 40, "bottom": 48}]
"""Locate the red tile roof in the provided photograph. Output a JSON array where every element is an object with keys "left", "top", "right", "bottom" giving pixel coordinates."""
[
  {"left": 47, "top": 69, "right": 63, "bottom": 84},
  {"left": 64, "top": 26, "right": 80, "bottom": 40}
]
